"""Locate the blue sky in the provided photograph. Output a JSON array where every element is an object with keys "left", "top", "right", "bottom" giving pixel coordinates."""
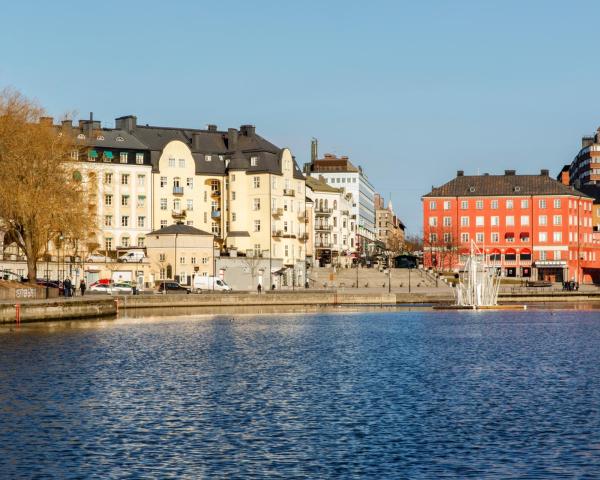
[{"left": 2, "top": 0, "right": 600, "bottom": 232}]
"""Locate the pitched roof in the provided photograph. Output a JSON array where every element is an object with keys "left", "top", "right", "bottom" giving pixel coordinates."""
[
  {"left": 147, "top": 224, "right": 213, "bottom": 236},
  {"left": 305, "top": 175, "right": 342, "bottom": 193},
  {"left": 423, "top": 172, "right": 591, "bottom": 198},
  {"left": 577, "top": 184, "right": 600, "bottom": 204}
]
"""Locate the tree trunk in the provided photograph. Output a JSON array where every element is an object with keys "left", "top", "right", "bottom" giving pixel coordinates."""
[{"left": 27, "top": 254, "right": 37, "bottom": 284}]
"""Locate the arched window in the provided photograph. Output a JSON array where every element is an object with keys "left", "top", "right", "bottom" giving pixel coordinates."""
[{"left": 166, "top": 264, "right": 173, "bottom": 279}]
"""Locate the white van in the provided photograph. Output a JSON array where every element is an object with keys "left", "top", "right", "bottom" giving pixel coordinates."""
[
  {"left": 118, "top": 250, "right": 146, "bottom": 263},
  {"left": 193, "top": 276, "right": 232, "bottom": 292}
]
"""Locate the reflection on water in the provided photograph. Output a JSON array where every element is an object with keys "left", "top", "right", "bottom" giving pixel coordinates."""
[{"left": 2, "top": 310, "right": 600, "bottom": 477}]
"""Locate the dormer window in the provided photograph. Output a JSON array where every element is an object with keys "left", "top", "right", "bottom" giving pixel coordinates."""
[
  {"left": 116, "top": 136, "right": 124, "bottom": 142},
  {"left": 97, "top": 135, "right": 105, "bottom": 141},
  {"left": 205, "top": 155, "right": 212, "bottom": 162},
  {"left": 88, "top": 150, "right": 98, "bottom": 161},
  {"left": 77, "top": 133, "right": 85, "bottom": 139},
  {"left": 103, "top": 151, "right": 113, "bottom": 162},
  {"left": 120, "top": 152, "right": 128, "bottom": 164},
  {"left": 469, "top": 186, "right": 476, "bottom": 192},
  {"left": 250, "top": 156, "right": 258, "bottom": 167},
  {"left": 514, "top": 186, "right": 521, "bottom": 192}
]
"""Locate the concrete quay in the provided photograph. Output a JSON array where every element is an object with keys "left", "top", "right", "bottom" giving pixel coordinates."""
[{"left": 0, "top": 297, "right": 116, "bottom": 324}]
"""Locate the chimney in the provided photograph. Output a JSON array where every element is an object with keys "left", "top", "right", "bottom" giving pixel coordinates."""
[
  {"left": 207, "top": 124, "right": 217, "bottom": 132},
  {"left": 505, "top": 169, "right": 516, "bottom": 176},
  {"left": 61, "top": 119, "right": 72, "bottom": 131},
  {"left": 240, "top": 124, "right": 255, "bottom": 136},
  {"left": 115, "top": 115, "right": 137, "bottom": 132},
  {"left": 228, "top": 128, "right": 238, "bottom": 151},
  {"left": 540, "top": 169, "right": 549, "bottom": 176},
  {"left": 39, "top": 116, "right": 53, "bottom": 126},
  {"left": 192, "top": 132, "right": 202, "bottom": 151},
  {"left": 311, "top": 138, "right": 319, "bottom": 163},
  {"left": 456, "top": 170, "right": 464, "bottom": 176}
]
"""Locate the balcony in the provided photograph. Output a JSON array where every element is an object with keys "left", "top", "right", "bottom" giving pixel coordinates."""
[
  {"left": 315, "top": 224, "right": 332, "bottom": 232},
  {"left": 211, "top": 189, "right": 221, "bottom": 197},
  {"left": 283, "top": 232, "right": 296, "bottom": 238},
  {"left": 283, "top": 188, "right": 295, "bottom": 197},
  {"left": 272, "top": 230, "right": 283, "bottom": 237},
  {"left": 173, "top": 186, "right": 184, "bottom": 195},
  {"left": 272, "top": 207, "right": 283, "bottom": 217},
  {"left": 341, "top": 210, "right": 349, "bottom": 216},
  {"left": 315, "top": 207, "right": 333, "bottom": 215},
  {"left": 315, "top": 241, "right": 332, "bottom": 249},
  {"left": 211, "top": 210, "right": 221, "bottom": 219},
  {"left": 172, "top": 209, "right": 186, "bottom": 219},
  {"left": 299, "top": 232, "right": 309, "bottom": 241}
]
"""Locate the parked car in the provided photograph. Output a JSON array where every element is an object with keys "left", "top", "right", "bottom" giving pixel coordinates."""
[
  {"left": 89, "top": 283, "right": 114, "bottom": 294},
  {"left": 118, "top": 250, "right": 146, "bottom": 263},
  {"left": 157, "top": 282, "right": 191, "bottom": 294},
  {"left": 112, "top": 283, "right": 134, "bottom": 294},
  {"left": 86, "top": 254, "right": 113, "bottom": 263}
]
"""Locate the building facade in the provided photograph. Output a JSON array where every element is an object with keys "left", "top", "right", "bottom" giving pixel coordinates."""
[
  {"left": 304, "top": 152, "right": 376, "bottom": 258},
  {"left": 567, "top": 128, "right": 600, "bottom": 187},
  {"left": 422, "top": 170, "right": 600, "bottom": 284},
  {"left": 374, "top": 194, "right": 406, "bottom": 253}
]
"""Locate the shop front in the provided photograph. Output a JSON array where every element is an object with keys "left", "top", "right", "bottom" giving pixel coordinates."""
[{"left": 534, "top": 260, "right": 567, "bottom": 283}]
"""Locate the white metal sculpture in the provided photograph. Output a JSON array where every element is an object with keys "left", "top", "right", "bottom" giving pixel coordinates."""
[{"left": 455, "top": 241, "right": 501, "bottom": 307}]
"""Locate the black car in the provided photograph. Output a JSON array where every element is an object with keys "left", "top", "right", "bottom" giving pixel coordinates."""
[{"left": 157, "top": 282, "right": 191, "bottom": 294}]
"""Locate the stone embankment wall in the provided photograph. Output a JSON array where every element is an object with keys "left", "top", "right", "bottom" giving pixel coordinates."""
[{"left": 0, "top": 298, "right": 116, "bottom": 324}]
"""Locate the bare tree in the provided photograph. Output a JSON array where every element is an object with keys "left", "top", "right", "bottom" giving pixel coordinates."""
[{"left": 0, "top": 89, "right": 96, "bottom": 283}]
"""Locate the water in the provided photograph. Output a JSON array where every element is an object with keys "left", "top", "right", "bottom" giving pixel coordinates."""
[{"left": 2, "top": 309, "right": 600, "bottom": 478}]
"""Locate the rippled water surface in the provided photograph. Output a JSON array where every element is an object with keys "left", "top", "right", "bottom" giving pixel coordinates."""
[{"left": 2, "top": 310, "right": 600, "bottom": 478}]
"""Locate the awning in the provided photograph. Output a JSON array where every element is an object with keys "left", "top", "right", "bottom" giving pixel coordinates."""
[
  {"left": 271, "top": 267, "right": 287, "bottom": 275},
  {"left": 88, "top": 149, "right": 98, "bottom": 158},
  {"left": 103, "top": 151, "right": 113, "bottom": 159},
  {"left": 504, "top": 232, "right": 514, "bottom": 238},
  {"left": 519, "top": 232, "right": 529, "bottom": 238}
]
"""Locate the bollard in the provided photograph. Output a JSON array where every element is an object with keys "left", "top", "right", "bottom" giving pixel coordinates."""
[{"left": 15, "top": 303, "right": 20, "bottom": 325}]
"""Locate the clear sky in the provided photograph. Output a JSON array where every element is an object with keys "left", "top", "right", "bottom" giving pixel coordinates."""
[{"left": 2, "top": 0, "right": 600, "bottom": 232}]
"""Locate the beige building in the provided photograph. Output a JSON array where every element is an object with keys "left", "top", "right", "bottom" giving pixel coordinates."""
[
  {"left": 145, "top": 223, "right": 214, "bottom": 286},
  {"left": 374, "top": 194, "right": 406, "bottom": 253}
]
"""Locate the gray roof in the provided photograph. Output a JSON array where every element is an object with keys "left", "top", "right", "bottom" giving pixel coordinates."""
[
  {"left": 423, "top": 172, "right": 592, "bottom": 198},
  {"left": 148, "top": 224, "right": 213, "bottom": 236},
  {"left": 227, "top": 231, "right": 250, "bottom": 237}
]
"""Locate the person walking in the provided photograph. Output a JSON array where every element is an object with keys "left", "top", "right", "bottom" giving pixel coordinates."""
[
  {"left": 257, "top": 283, "right": 262, "bottom": 295},
  {"left": 64, "top": 277, "right": 72, "bottom": 297},
  {"left": 80, "top": 279, "right": 86, "bottom": 297}
]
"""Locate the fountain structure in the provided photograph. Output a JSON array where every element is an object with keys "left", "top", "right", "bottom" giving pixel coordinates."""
[{"left": 454, "top": 242, "right": 501, "bottom": 308}]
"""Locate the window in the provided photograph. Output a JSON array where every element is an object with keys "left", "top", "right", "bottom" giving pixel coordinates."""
[
  {"left": 506, "top": 216, "right": 515, "bottom": 226},
  {"left": 491, "top": 232, "right": 499, "bottom": 242},
  {"left": 540, "top": 251, "right": 547, "bottom": 261},
  {"left": 160, "top": 198, "right": 167, "bottom": 210},
  {"left": 191, "top": 257, "right": 197, "bottom": 264},
  {"left": 461, "top": 232, "right": 469, "bottom": 243},
  {"left": 160, "top": 220, "right": 168, "bottom": 228},
  {"left": 105, "top": 237, "right": 112, "bottom": 251},
  {"left": 539, "top": 199, "right": 547, "bottom": 209},
  {"left": 253, "top": 198, "right": 261, "bottom": 211},
  {"left": 186, "top": 221, "right": 194, "bottom": 226},
  {"left": 429, "top": 233, "right": 438, "bottom": 243},
  {"left": 179, "top": 256, "right": 185, "bottom": 265},
  {"left": 461, "top": 216, "right": 469, "bottom": 227},
  {"left": 553, "top": 199, "right": 561, "bottom": 209},
  {"left": 137, "top": 216, "right": 145, "bottom": 228},
  {"left": 553, "top": 215, "right": 562, "bottom": 225},
  {"left": 429, "top": 201, "right": 437, "bottom": 210},
  {"left": 187, "top": 199, "right": 193, "bottom": 211},
  {"left": 476, "top": 233, "right": 484, "bottom": 243},
  {"left": 491, "top": 200, "right": 498, "bottom": 209},
  {"left": 137, "top": 174, "right": 145, "bottom": 186},
  {"left": 521, "top": 199, "right": 529, "bottom": 209},
  {"left": 553, "top": 232, "right": 562, "bottom": 242},
  {"left": 187, "top": 177, "right": 193, "bottom": 188},
  {"left": 71, "top": 150, "right": 79, "bottom": 160},
  {"left": 443, "top": 201, "right": 451, "bottom": 210},
  {"left": 168, "top": 158, "right": 176, "bottom": 167},
  {"left": 160, "top": 176, "right": 167, "bottom": 188},
  {"left": 136, "top": 153, "right": 144, "bottom": 164},
  {"left": 121, "top": 216, "right": 129, "bottom": 227},
  {"left": 253, "top": 176, "right": 260, "bottom": 188},
  {"left": 521, "top": 215, "right": 529, "bottom": 226},
  {"left": 491, "top": 216, "right": 499, "bottom": 226},
  {"left": 231, "top": 174, "right": 236, "bottom": 182},
  {"left": 104, "top": 215, "right": 112, "bottom": 227},
  {"left": 121, "top": 174, "right": 129, "bottom": 185},
  {"left": 120, "top": 152, "right": 128, "bottom": 164},
  {"left": 205, "top": 155, "right": 212, "bottom": 162},
  {"left": 554, "top": 250, "right": 561, "bottom": 260},
  {"left": 443, "top": 233, "right": 452, "bottom": 243},
  {"left": 475, "top": 216, "right": 484, "bottom": 226},
  {"left": 104, "top": 173, "right": 112, "bottom": 184},
  {"left": 254, "top": 220, "right": 261, "bottom": 232},
  {"left": 121, "top": 195, "right": 129, "bottom": 206},
  {"left": 538, "top": 232, "right": 547, "bottom": 242},
  {"left": 179, "top": 159, "right": 185, "bottom": 168},
  {"left": 506, "top": 199, "right": 514, "bottom": 209},
  {"left": 173, "top": 199, "right": 181, "bottom": 211},
  {"left": 250, "top": 156, "right": 258, "bottom": 166},
  {"left": 443, "top": 216, "right": 451, "bottom": 227},
  {"left": 232, "top": 212, "right": 237, "bottom": 222},
  {"left": 539, "top": 215, "right": 547, "bottom": 226},
  {"left": 461, "top": 200, "right": 468, "bottom": 209},
  {"left": 429, "top": 217, "right": 438, "bottom": 227},
  {"left": 105, "top": 194, "right": 113, "bottom": 206},
  {"left": 137, "top": 237, "right": 145, "bottom": 248},
  {"left": 476, "top": 200, "right": 483, "bottom": 210}
]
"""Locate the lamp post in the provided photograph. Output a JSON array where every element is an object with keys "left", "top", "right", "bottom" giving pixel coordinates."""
[
  {"left": 388, "top": 251, "right": 391, "bottom": 294},
  {"left": 408, "top": 265, "right": 411, "bottom": 293}
]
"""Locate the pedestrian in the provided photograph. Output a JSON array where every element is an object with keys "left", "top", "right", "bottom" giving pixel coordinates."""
[
  {"left": 80, "top": 279, "right": 86, "bottom": 297},
  {"left": 64, "top": 277, "right": 72, "bottom": 297},
  {"left": 257, "top": 283, "right": 262, "bottom": 294}
]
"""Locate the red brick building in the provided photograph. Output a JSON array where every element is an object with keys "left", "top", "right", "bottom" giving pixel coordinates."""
[{"left": 422, "top": 170, "right": 600, "bottom": 284}]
